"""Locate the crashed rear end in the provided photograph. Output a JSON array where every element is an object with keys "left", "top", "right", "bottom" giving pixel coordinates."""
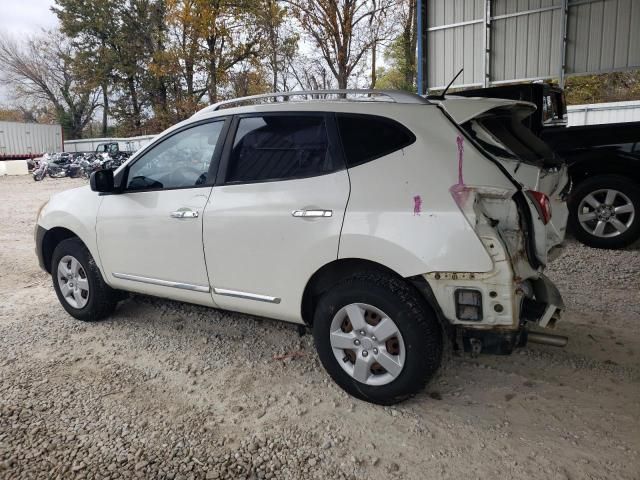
[{"left": 427, "top": 96, "right": 570, "bottom": 354}]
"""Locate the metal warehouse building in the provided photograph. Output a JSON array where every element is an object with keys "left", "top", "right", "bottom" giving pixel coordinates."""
[{"left": 417, "top": 0, "right": 640, "bottom": 93}]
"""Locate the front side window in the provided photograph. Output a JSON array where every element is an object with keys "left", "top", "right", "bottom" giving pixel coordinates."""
[
  {"left": 127, "top": 121, "right": 223, "bottom": 190},
  {"left": 226, "top": 115, "right": 335, "bottom": 183}
]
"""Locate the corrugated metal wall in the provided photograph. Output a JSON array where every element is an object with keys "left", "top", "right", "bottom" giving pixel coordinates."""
[
  {"left": 426, "top": 0, "right": 485, "bottom": 89},
  {"left": 491, "top": 0, "right": 564, "bottom": 83},
  {"left": 424, "top": 0, "right": 640, "bottom": 91},
  {"left": 566, "top": 0, "right": 640, "bottom": 75},
  {"left": 0, "top": 121, "right": 62, "bottom": 156}
]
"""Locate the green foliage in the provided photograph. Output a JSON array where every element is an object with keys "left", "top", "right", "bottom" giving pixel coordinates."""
[
  {"left": 376, "top": 35, "right": 415, "bottom": 91},
  {"left": 565, "top": 71, "right": 640, "bottom": 105}
]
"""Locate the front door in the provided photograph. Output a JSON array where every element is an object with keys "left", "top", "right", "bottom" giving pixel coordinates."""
[
  {"left": 203, "top": 113, "right": 350, "bottom": 322},
  {"left": 97, "top": 119, "right": 227, "bottom": 306}
]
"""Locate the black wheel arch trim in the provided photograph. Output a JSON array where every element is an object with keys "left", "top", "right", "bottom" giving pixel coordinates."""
[{"left": 35, "top": 225, "right": 48, "bottom": 272}]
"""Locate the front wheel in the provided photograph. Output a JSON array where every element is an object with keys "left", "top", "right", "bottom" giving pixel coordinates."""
[
  {"left": 51, "top": 237, "right": 120, "bottom": 321},
  {"left": 312, "top": 272, "right": 442, "bottom": 405},
  {"left": 568, "top": 175, "right": 640, "bottom": 249}
]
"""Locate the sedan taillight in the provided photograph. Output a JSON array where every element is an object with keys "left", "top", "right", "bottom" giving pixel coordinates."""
[{"left": 527, "top": 190, "right": 552, "bottom": 225}]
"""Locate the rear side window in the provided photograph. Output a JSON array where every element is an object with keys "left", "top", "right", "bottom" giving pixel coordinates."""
[
  {"left": 226, "top": 115, "right": 335, "bottom": 183},
  {"left": 464, "top": 107, "right": 558, "bottom": 166},
  {"left": 337, "top": 114, "right": 416, "bottom": 167}
]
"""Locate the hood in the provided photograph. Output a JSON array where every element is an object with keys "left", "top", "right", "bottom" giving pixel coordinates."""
[{"left": 434, "top": 95, "right": 537, "bottom": 124}]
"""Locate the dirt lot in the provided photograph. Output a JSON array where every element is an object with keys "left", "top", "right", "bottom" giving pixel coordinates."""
[{"left": 1, "top": 175, "right": 639, "bottom": 480}]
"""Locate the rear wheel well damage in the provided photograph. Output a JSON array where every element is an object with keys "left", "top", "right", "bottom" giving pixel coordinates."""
[
  {"left": 301, "top": 258, "right": 450, "bottom": 334},
  {"left": 41, "top": 227, "right": 79, "bottom": 273}
]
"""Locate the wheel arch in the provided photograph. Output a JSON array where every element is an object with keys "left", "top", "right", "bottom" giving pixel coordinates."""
[
  {"left": 300, "top": 258, "right": 447, "bottom": 329},
  {"left": 568, "top": 156, "right": 640, "bottom": 187},
  {"left": 41, "top": 227, "right": 81, "bottom": 274}
]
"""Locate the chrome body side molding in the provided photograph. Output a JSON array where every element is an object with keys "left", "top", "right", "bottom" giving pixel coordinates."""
[
  {"left": 112, "top": 272, "right": 210, "bottom": 293},
  {"left": 213, "top": 288, "right": 281, "bottom": 304}
]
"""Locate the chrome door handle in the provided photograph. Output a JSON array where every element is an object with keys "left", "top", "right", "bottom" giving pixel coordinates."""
[
  {"left": 292, "top": 209, "right": 333, "bottom": 218},
  {"left": 170, "top": 210, "right": 199, "bottom": 219}
]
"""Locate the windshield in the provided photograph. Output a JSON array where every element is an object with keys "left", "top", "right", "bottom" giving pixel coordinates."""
[{"left": 463, "top": 107, "right": 561, "bottom": 167}]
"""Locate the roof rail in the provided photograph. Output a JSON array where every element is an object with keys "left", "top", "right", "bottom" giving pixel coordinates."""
[{"left": 193, "top": 89, "right": 431, "bottom": 116}]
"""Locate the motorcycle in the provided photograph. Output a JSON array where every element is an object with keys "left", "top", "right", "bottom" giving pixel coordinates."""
[
  {"left": 32, "top": 150, "right": 131, "bottom": 182},
  {"left": 32, "top": 159, "right": 49, "bottom": 181}
]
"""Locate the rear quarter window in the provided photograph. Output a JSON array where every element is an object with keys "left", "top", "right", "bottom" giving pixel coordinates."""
[{"left": 337, "top": 114, "right": 416, "bottom": 167}]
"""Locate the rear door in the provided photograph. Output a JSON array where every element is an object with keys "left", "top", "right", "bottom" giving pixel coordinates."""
[
  {"left": 202, "top": 112, "right": 350, "bottom": 323},
  {"left": 440, "top": 98, "right": 569, "bottom": 265}
]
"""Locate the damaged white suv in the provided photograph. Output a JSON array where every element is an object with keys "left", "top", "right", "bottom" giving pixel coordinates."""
[{"left": 35, "top": 90, "right": 569, "bottom": 405}]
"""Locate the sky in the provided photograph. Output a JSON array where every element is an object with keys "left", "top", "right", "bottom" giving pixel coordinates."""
[
  {"left": 0, "top": 0, "right": 58, "bottom": 37},
  {"left": 0, "top": 0, "right": 59, "bottom": 104}
]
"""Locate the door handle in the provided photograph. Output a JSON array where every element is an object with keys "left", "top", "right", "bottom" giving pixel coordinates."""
[
  {"left": 170, "top": 210, "right": 199, "bottom": 219},
  {"left": 292, "top": 209, "right": 333, "bottom": 218}
]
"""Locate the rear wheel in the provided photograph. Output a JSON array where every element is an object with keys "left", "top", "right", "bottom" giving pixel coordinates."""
[
  {"left": 568, "top": 175, "right": 640, "bottom": 249},
  {"left": 312, "top": 272, "right": 442, "bottom": 405},
  {"left": 51, "top": 237, "right": 119, "bottom": 321}
]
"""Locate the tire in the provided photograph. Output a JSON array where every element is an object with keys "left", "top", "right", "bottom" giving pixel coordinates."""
[
  {"left": 51, "top": 237, "right": 119, "bottom": 321},
  {"left": 568, "top": 175, "right": 640, "bottom": 249},
  {"left": 312, "top": 272, "right": 443, "bottom": 405},
  {"left": 49, "top": 171, "right": 68, "bottom": 178}
]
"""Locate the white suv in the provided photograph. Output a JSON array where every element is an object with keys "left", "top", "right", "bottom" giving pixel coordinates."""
[{"left": 35, "top": 90, "right": 569, "bottom": 405}]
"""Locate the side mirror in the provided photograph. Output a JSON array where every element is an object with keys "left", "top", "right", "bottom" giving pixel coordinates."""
[{"left": 90, "top": 169, "right": 115, "bottom": 193}]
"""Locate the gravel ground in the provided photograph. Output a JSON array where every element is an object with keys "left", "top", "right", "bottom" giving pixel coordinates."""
[{"left": 0, "top": 175, "right": 639, "bottom": 480}]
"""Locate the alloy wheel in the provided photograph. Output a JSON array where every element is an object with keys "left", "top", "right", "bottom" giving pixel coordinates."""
[{"left": 577, "top": 188, "right": 635, "bottom": 238}]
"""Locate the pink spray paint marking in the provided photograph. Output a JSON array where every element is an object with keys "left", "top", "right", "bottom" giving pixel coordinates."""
[
  {"left": 413, "top": 195, "right": 423, "bottom": 215},
  {"left": 456, "top": 134, "right": 465, "bottom": 185},
  {"left": 450, "top": 134, "right": 471, "bottom": 205}
]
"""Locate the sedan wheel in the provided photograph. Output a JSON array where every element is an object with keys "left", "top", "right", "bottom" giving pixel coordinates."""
[
  {"left": 329, "top": 303, "right": 406, "bottom": 386},
  {"left": 57, "top": 255, "right": 90, "bottom": 309},
  {"left": 313, "top": 272, "right": 443, "bottom": 405},
  {"left": 51, "top": 237, "right": 119, "bottom": 321}
]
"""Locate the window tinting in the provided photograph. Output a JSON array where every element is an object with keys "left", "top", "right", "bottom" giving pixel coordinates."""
[
  {"left": 226, "top": 115, "right": 334, "bottom": 183},
  {"left": 337, "top": 114, "right": 415, "bottom": 167},
  {"left": 126, "top": 122, "right": 223, "bottom": 191}
]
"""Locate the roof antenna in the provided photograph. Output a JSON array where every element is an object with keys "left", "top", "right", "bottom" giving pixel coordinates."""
[{"left": 428, "top": 68, "right": 464, "bottom": 100}]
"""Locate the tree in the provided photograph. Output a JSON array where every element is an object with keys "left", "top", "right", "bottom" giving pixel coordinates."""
[
  {"left": 164, "top": 0, "right": 268, "bottom": 103},
  {"left": 375, "top": 0, "right": 416, "bottom": 91},
  {"left": 397, "top": 0, "right": 417, "bottom": 90},
  {"left": 287, "top": 0, "right": 395, "bottom": 89},
  {"left": 257, "top": 0, "right": 299, "bottom": 92},
  {"left": 203, "top": 0, "right": 265, "bottom": 102},
  {"left": 55, "top": 0, "right": 176, "bottom": 132},
  {"left": 0, "top": 31, "right": 100, "bottom": 139},
  {"left": 53, "top": 0, "right": 128, "bottom": 135},
  {"left": 165, "top": 0, "right": 210, "bottom": 116}
]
